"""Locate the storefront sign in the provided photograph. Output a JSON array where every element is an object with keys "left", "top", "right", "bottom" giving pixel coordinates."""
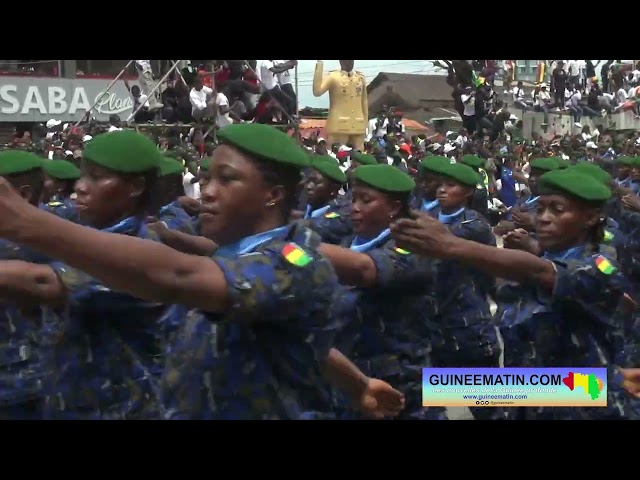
[{"left": 0, "top": 77, "right": 141, "bottom": 122}]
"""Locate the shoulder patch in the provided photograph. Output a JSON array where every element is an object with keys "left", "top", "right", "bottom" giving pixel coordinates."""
[
  {"left": 48, "top": 201, "right": 63, "bottom": 207},
  {"left": 281, "top": 243, "right": 313, "bottom": 267},
  {"left": 325, "top": 212, "right": 340, "bottom": 219},
  {"left": 595, "top": 255, "right": 616, "bottom": 275},
  {"left": 394, "top": 247, "right": 411, "bottom": 255},
  {"left": 604, "top": 230, "right": 614, "bottom": 242}
]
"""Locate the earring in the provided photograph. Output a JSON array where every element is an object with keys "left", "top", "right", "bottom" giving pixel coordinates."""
[{"left": 267, "top": 202, "right": 276, "bottom": 207}]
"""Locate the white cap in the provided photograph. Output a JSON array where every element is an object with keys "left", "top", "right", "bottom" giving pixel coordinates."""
[
  {"left": 46, "top": 119, "right": 62, "bottom": 128},
  {"left": 108, "top": 126, "right": 122, "bottom": 132},
  {"left": 510, "top": 114, "right": 518, "bottom": 121},
  {"left": 64, "top": 150, "right": 73, "bottom": 156},
  {"left": 338, "top": 145, "right": 352, "bottom": 152},
  {"left": 83, "top": 135, "right": 93, "bottom": 142},
  {"left": 586, "top": 141, "right": 597, "bottom": 149}
]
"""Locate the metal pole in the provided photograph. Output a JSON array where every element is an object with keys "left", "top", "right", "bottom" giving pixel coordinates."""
[
  {"left": 74, "top": 59, "right": 134, "bottom": 128},
  {"left": 57, "top": 60, "right": 63, "bottom": 78},
  {"left": 295, "top": 63, "right": 299, "bottom": 115},
  {"left": 127, "top": 60, "right": 181, "bottom": 123}
]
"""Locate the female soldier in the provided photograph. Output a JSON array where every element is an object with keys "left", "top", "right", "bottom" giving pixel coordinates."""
[
  {"left": 429, "top": 162, "right": 503, "bottom": 420},
  {"left": 0, "top": 123, "right": 404, "bottom": 420},
  {"left": 0, "top": 130, "right": 178, "bottom": 419},
  {"left": 317, "top": 164, "right": 442, "bottom": 420},
  {"left": 40, "top": 160, "right": 80, "bottom": 223},
  {"left": 392, "top": 167, "right": 630, "bottom": 420},
  {"left": 410, "top": 156, "right": 449, "bottom": 215},
  {"left": 303, "top": 155, "right": 352, "bottom": 245}
]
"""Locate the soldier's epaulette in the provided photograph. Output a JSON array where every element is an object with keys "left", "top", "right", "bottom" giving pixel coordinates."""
[
  {"left": 48, "top": 201, "right": 64, "bottom": 208},
  {"left": 325, "top": 212, "right": 340, "bottom": 219}
]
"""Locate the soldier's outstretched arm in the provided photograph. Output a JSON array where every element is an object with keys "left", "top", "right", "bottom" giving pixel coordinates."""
[
  {"left": 321, "top": 347, "right": 405, "bottom": 419},
  {"left": 313, "top": 61, "right": 333, "bottom": 97},
  {"left": 0, "top": 260, "right": 66, "bottom": 307}
]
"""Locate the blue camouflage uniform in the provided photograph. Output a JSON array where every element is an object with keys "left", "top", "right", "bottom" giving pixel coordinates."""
[
  {"left": 0, "top": 240, "right": 55, "bottom": 419},
  {"left": 161, "top": 221, "right": 340, "bottom": 420},
  {"left": 495, "top": 243, "right": 628, "bottom": 420},
  {"left": 158, "top": 200, "right": 196, "bottom": 235},
  {"left": 431, "top": 207, "right": 504, "bottom": 420},
  {"left": 42, "top": 216, "right": 180, "bottom": 420},
  {"left": 304, "top": 201, "right": 353, "bottom": 245},
  {"left": 331, "top": 229, "right": 442, "bottom": 420},
  {"left": 40, "top": 198, "right": 80, "bottom": 223}
]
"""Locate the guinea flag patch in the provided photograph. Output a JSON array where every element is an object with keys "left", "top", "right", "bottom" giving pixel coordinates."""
[
  {"left": 395, "top": 247, "right": 410, "bottom": 255},
  {"left": 282, "top": 243, "right": 313, "bottom": 267},
  {"left": 325, "top": 212, "right": 340, "bottom": 219},
  {"left": 595, "top": 255, "right": 616, "bottom": 275}
]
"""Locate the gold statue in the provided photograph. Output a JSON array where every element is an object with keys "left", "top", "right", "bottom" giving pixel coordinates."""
[{"left": 313, "top": 60, "right": 367, "bottom": 150}]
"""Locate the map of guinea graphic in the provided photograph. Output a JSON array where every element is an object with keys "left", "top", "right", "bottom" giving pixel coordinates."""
[{"left": 562, "top": 372, "right": 604, "bottom": 400}]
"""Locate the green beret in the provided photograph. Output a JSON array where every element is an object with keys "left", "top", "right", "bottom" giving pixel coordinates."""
[
  {"left": 553, "top": 157, "right": 571, "bottom": 169},
  {"left": 420, "top": 155, "right": 451, "bottom": 175},
  {"left": 83, "top": 130, "right": 161, "bottom": 173},
  {"left": 539, "top": 169, "right": 611, "bottom": 203},
  {"left": 0, "top": 151, "right": 43, "bottom": 176},
  {"left": 42, "top": 160, "right": 80, "bottom": 180},
  {"left": 530, "top": 157, "right": 560, "bottom": 172},
  {"left": 353, "top": 164, "right": 416, "bottom": 194},
  {"left": 200, "top": 158, "right": 212, "bottom": 172},
  {"left": 351, "top": 152, "right": 378, "bottom": 166},
  {"left": 615, "top": 155, "right": 633, "bottom": 166},
  {"left": 439, "top": 162, "right": 481, "bottom": 187},
  {"left": 570, "top": 162, "right": 613, "bottom": 186},
  {"left": 459, "top": 154, "right": 485, "bottom": 170},
  {"left": 216, "top": 123, "right": 309, "bottom": 169},
  {"left": 630, "top": 156, "right": 640, "bottom": 167},
  {"left": 311, "top": 155, "right": 346, "bottom": 184},
  {"left": 158, "top": 157, "right": 184, "bottom": 177}
]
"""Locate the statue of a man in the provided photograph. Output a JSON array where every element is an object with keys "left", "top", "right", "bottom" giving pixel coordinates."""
[{"left": 313, "top": 60, "right": 367, "bottom": 150}]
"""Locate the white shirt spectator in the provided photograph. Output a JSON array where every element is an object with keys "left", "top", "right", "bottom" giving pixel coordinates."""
[
  {"left": 632, "top": 70, "right": 640, "bottom": 83},
  {"left": 216, "top": 92, "right": 232, "bottom": 127},
  {"left": 537, "top": 90, "right": 551, "bottom": 107},
  {"left": 617, "top": 87, "right": 628, "bottom": 105},
  {"left": 461, "top": 93, "right": 475, "bottom": 116},
  {"left": 568, "top": 60, "right": 580, "bottom": 77},
  {"left": 274, "top": 60, "right": 293, "bottom": 86},
  {"left": 257, "top": 60, "right": 277, "bottom": 90},
  {"left": 512, "top": 87, "right": 525, "bottom": 102},
  {"left": 190, "top": 86, "right": 213, "bottom": 111},
  {"left": 135, "top": 60, "right": 151, "bottom": 70},
  {"left": 136, "top": 94, "right": 150, "bottom": 108},
  {"left": 366, "top": 117, "right": 389, "bottom": 140}
]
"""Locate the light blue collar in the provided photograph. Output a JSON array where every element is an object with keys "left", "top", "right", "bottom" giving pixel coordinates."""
[
  {"left": 542, "top": 244, "right": 586, "bottom": 261},
  {"left": 350, "top": 228, "right": 391, "bottom": 253},
  {"left": 216, "top": 226, "right": 289, "bottom": 259},
  {"left": 525, "top": 195, "right": 540, "bottom": 206},
  {"left": 438, "top": 207, "right": 465, "bottom": 224},
  {"left": 305, "top": 204, "right": 331, "bottom": 219},
  {"left": 421, "top": 198, "right": 439, "bottom": 212},
  {"left": 159, "top": 200, "right": 181, "bottom": 216}
]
